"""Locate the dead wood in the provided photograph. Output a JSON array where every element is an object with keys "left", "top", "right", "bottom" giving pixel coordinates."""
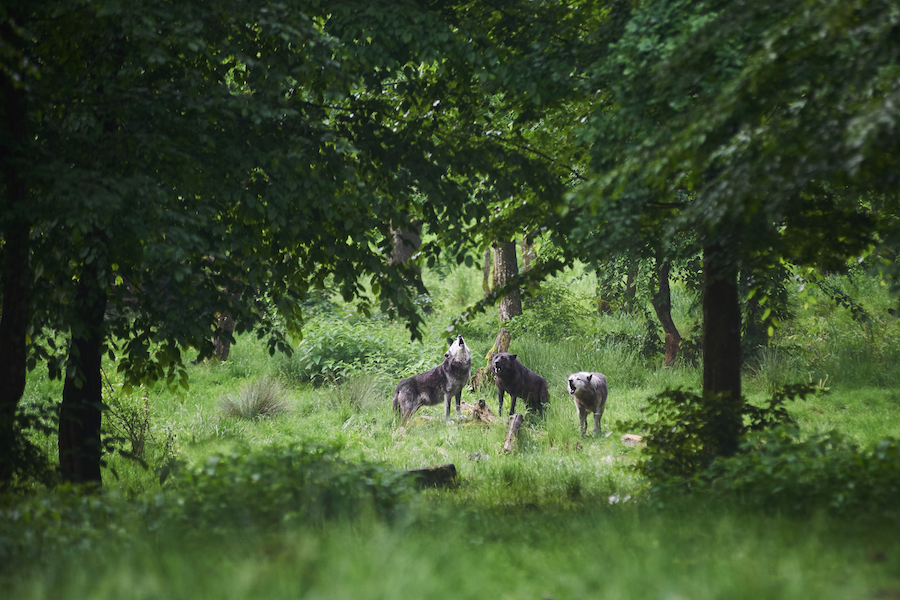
[
  {"left": 502, "top": 413, "right": 525, "bottom": 453},
  {"left": 403, "top": 463, "right": 457, "bottom": 489}
]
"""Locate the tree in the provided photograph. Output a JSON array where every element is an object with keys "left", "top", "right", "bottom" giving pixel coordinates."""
[
  {"left": 564, "top": 0, "right": 899, "bottom": 455},
  {"left": 1, "top": 0, "right": 571, "bottom": 485}
]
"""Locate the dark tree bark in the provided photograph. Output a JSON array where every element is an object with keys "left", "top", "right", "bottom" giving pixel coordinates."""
[
  {"left": 701, "top": 243, "right": 743, "bottom": 457},
  {"left": 0, "top": 23, "right": 33, "bottom": 485},
  {"left": 59, "top": 270, "right": 107, "bottom": 485},
  {"left": 651, "top": 261, "right": 682, "bottom": 367},
  {"left": 213, "top": 311, "right": 235, "bottom": 361},
  {"left": 494, "top": 240, "right": 522, "bottom": 322}
]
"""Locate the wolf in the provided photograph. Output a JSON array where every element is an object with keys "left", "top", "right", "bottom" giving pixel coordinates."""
[
  {"left": 567, "top": 371, "right": 608, "bottom": 437},
  {"left": 393, "top": 335, "right": 472, "bottom": 421},
  {"left": 491, "top": 352, "right": 549, "bottom": 417}
]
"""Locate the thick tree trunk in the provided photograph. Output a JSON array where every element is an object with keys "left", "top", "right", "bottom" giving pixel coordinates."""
[
  {"left": 494, "top": 240, "right": 522, "bottom": 322},
  {"left": 0, "top": 39, "right": 32, "bottom": 484},
  {"left": 701, "top": 243, "right": 742, "bottom": 457},
  {"left": 651, "top": 261, "right": 682, "bottom": 367},
  {"left": 59, "top": 273, "right": 107, "bottom": 485}
]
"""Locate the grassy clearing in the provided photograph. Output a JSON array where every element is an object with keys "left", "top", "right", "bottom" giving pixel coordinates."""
[{"left": 6, "top": 264, "right": 900, "bottom": 599}]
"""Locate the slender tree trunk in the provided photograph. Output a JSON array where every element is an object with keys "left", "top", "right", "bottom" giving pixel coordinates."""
[
  {"left": 482, "top": 246, "right": 493, "bottom": 298},
  {"left": 494, "top": 240, "right": 522, "bottom": 322},
  {"left": 521, "top": 231, "right": 536, "bottom": 272},
  {"left": 213, "top": 311, "right": 235, "bottom": 361},
  {"left": 0, "top": 32, "right": 32, "bottom": 484},
  {"left": 701, "top": 243, "right": 742, "bottom": 457},
  {"left": 59, "top": 269, "right": 107, "bottom": 485},
  {"left": 651, "top": 261, "right": 681, "bottom": 367}
]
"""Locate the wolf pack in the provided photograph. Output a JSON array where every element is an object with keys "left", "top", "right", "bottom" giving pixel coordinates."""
[{"left": 393, "top": 335, "right": 608, "bottom": 437}]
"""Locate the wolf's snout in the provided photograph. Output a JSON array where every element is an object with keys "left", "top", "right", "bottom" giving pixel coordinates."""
[{"left": 568, "top": 379, "right": 576, "bottom": 392}]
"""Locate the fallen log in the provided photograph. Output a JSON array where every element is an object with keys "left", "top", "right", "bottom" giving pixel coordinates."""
[
  {"left": 502, "top": 413, "right": 525, "bottom": 453},
  {"left": 403, "top": 463, "right": 457, "bottom": 489}
]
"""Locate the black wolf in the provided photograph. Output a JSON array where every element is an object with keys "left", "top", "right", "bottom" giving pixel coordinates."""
[
  {"left": 491, "top": 352, "right": 548, "bottom": 417},
  {"left": 567, "top": 371, "right": 608, "bottom": 437},
  {"left": 393, "top": 335, "right": 472, "bottom": 421}
]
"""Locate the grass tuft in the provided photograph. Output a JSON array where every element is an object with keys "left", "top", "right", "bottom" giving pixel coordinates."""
[{"left": 219, "top": 377, "right": 290, "bottom": 420}]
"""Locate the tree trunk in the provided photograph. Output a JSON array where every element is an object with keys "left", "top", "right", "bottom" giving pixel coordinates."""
[
  {"left": 701, "top": 243, "right": 742, "bottom": 457},
  {"left": 471, "top": 328, "right": 511, "bottom": 390},
  {"left": 651, "top": 261, "right": 681, "bottom": 367},
  {"left": 494, "top": 240, "right": 522, "bottom": 322},
  {"left": 388, "top": 216, "right": 422, "bottom": 271},
  {"left": 213, "top": 311, "right": 235, "bottom": 361},
  {"left": 521, "top": 231, "right": 536, "bottom": 272},
  {"left": 0, "top": 34, "right": 32, "bottom": 485},
  {"left": 59, "top": 272, "right": 107, "bottom": 486},
  {"left": 481, "top": 245, "right": 492, "bottom": 298}
]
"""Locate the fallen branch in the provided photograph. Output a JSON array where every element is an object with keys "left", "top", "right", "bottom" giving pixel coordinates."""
[
  {"left": 403, "top": 463, "right": 457, "bottom": 489},
  {"left": 502, "top": 413, "right": 524, "bottom": 453}
]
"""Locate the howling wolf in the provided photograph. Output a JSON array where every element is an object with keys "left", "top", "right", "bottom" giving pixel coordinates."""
[
  {"left": 567, "top": 371, "right": 608, "bottom": 437},
  {"left": 393, "top": 335, "right": 472, "bottom": 421},
  {"left": 491, "top": 352, "right": 549, "bottom": 417}
]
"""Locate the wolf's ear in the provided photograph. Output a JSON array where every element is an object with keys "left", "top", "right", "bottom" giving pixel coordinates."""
[
  {"left": 511, "top": 354, "right": 517, "bottom": 360},
  {"left": 587, "top": 374, "right": 592, "bottom": 382}
]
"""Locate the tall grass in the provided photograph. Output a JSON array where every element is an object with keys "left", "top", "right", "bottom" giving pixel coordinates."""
[{"left": 8, "top": 265, "right": 900, "bottom": 599}]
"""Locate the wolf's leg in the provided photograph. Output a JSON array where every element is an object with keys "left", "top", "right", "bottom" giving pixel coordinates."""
[
  {"left": 578, "top": 407, "right": 588, "bottom": 437},
  {"left": 497, "top": 390, "right": 505, "bottom": 416},
  {"left": 593, "top": 412, "right": 601, "bottom": 436},
  {"left": 444, "top": 394, "right": 452, "bottom": 421},
  {"left": 455, "top": 391, "right": 462, "bottom": 416},
  {"left": 509, "top": 396, "right": 518, "bottom": 416}
]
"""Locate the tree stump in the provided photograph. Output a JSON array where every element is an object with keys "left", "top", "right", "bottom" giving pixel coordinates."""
[
  {"left": 403, "top": 463, "right": 457, "bottom": 489},
  {"left": 462, "top": 398, "right": 496, "bottom": 424},
  {"left": 471, "top": 328, "right": 511, "bottom": 391},
  {"left": 502, "top": 413, "right": 525, "bottom": 453}
]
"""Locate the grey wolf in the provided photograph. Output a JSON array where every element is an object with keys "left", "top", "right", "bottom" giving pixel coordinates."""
[
  {"left": 491, "top": 352, "right": 548, "bottom": 416},
  {"left": 567, "top": 372, "right": 608, "bottom": 437},
  {"left": 393, "top": 335, "right": 472, "bottom": 421}
]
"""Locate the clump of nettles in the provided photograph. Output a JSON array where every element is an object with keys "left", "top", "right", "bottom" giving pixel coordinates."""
[{"left": 219, "top": 377, "right": 289, "bottom": 420}]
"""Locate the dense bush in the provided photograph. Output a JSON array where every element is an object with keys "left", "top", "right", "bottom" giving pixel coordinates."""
[
  {"left": 157, "top": 444, "right": 416, "bottom": 531},
  {"left": 277, "top": 318, "right": 444, "bottom": 384},
  {"left": 0, "top": 444, "right": 418, "bottom": 571},
  {"left": 700, "top": 427, "right": 900, "bottom": 515},
  {"left": 623, "top": 385, "right": 812, "bottom": 485}
]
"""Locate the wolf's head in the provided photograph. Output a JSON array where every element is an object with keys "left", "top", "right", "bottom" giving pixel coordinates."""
[
  {"left": 491, "top": 352, "right": 518, "bottom": 374},
  {"left": 568, "top": 372, "right": 594, "bottom": 394},
  {"left": 445, "top": 334, "right": 472, "bottom": 366}
]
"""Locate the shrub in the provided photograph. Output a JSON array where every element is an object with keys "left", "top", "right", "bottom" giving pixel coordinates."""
[
  {"left": 219, "top": 377, "right": 289, "bottom": 420},
  {"left": 158, "top": 444, "right": 417, "bottom": 531},
  {"left": 702, "top": 427, "right": 900, "bottom": 515},
  {"left": 622, "top": 384, "right": 814, "bottom": 486}
]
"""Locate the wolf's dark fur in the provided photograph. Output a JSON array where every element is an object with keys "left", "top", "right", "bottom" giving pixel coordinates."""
[
  {"left": 393, "top": 335, "right": 472, "bottom": 421},
  {"left": 491, "top": 352, "right": 548, "bottom": 417}
]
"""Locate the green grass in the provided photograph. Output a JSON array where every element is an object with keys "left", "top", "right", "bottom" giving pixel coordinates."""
[{"left": 6, "top": 265, "right": 900, "bottom": 599}]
